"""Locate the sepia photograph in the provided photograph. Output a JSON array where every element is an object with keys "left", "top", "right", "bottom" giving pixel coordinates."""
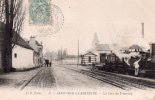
[{"left": 0, "top": 0, "right": 155, "bottom": 100}]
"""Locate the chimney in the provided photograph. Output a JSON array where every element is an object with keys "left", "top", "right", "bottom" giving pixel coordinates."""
[
  {"left": 41, "top": 41, "right": 42, "bottom": 45},
  {"left": 150, "top": 43, "right": 155, "bottom": 57},
  {"left": 142, "top": 23, "right": 144, "bottom": 39},
  {"left": 29, "top": 36, "right": 36, "bottom": 44}
]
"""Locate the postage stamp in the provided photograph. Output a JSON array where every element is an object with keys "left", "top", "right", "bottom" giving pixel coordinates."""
[{"left": 29, "top": 0, "right": 51, "bottom": 25}]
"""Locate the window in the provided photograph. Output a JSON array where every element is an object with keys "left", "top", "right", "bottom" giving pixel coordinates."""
[
  {"left": 14, "top": 53, "right": 17, "bottom": 58},
  {"left": 88, "top": 56, "right": 91, "bottom": 62}
]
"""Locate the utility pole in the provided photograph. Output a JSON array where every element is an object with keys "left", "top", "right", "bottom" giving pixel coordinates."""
[
  {"left": 142, "top": 22, "right": 144, "bottom": 39},
  {"left": 77, "top": 40, "right": 79, "bottom": 67},
  {"left": 61, "top": 47, "right": 63, "bottom": 64}
]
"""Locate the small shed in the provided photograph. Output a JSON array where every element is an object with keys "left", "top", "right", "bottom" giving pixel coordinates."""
[{"left": 81, "top": 52, "right": 97, "bottom": 65}]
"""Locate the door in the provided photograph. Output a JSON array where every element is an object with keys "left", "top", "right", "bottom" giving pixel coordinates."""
[
  {"left": 100, "top": 53, "right": 106, "bottom": 63},
  {"left": 88, "top": 56, "right": 91, "bottom": 62}
]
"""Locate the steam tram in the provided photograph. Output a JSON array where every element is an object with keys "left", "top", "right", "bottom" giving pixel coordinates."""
[{"left": 92, "top": 44, "right": 155, "bottom": 78}]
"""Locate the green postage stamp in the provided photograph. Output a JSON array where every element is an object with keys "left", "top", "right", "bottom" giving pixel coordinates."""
[{"left": 29, "top": 0, "right": 51, "bottom": 25}]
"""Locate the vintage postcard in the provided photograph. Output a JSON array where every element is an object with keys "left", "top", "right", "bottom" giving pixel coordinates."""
[{"left": 0, "top": 0, "right": 155, "bottom": 100}]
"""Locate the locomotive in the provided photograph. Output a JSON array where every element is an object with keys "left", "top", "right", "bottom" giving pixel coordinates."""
[{"left": 92, "top": 44, "right": 155, "bottom": 78}]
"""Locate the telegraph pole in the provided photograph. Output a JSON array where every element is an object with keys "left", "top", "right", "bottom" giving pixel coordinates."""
[
  {"left": 61, "top": 47, "right": 63, "bottom": 64},
  {"left": 77, "top": 40, "right": 79, "bottom": 67},
  {"left": 142, "top": 23, "right": 144, "bottom": 39}
]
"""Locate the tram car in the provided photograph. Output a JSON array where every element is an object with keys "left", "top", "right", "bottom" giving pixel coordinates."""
[
  {"left": 92, "top": 44, "right": 155, "bottom": 78},
  {"left": 138, "top": 52, "right": 155, "bottom": 78},
  {"left": 92, "top": 53, "right": 127, "bottom": 73},
  {"left": 103, "top": 53, "right": 126, "bottom": 73}
]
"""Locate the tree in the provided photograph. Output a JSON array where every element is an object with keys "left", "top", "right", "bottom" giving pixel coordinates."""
[
  {"left": 0, "top": 0, "right": 25, "bottom": 72},
  {"left": 62, "top": 49, "right": 68, "bottom": 59},
  {"left": 55, "top": 48, "right": 68, "bottom": 64},
  {"left": 44, "top": 51, "right": 57, "bottom": 61},
  {"left": 0, "top": 1, "right": 5, "bottom": 22},
  {"left": 57, "top": 49, "right": 62, "bottom": 60}
]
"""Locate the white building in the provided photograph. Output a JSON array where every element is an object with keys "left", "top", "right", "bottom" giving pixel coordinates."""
[
  {"left": 12, "top": 34, "right": 35, "bottom": 70},
  {"left": 12, "top": 35, "right": 43, "bottom": 70}
]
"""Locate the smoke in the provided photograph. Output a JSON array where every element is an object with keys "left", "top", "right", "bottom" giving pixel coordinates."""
[
  {"left": 108, "top": 37, "right": 149, "bottom": 60},
  {"left": 108, "top": 44, "right": 141, "bottom": 67}
]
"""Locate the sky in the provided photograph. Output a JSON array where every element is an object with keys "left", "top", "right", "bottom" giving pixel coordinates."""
[{"left": 22, "top": 0, "right": 155, "bottom": 54}]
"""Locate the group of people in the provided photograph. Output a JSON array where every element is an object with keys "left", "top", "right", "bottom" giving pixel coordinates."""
[{"left": 44, "top": 59, "right": 52, "bottom": 67}]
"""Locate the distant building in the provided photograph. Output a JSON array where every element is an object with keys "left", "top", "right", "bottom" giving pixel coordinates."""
[
  {"left": 29, "top": 36, "right": 43, "bottom": 67},
  {"left": 90, "top": 33, "right": 112, "bottom": 63},
  {"left": 81, "top": 52, "right": 97, "bottom": 65},
  {"left": 92, "top": 44, "right": 111, "bottom": 63}
]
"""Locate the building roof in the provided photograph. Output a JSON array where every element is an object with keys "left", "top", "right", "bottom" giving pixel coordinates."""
[
  {"left": 30, "top": 41, "right": 42, "bottom": 53},
  {"left": 12, "top": 32, "right": 33, "bottom": 50},
  {"left": 28, "top": 36, "right": 43, "bottom": 53},
  {"left": 0, "top": 22, "right": 33, "bottom": 50},
  {"left": 95, "top": 44, "right": 111, "bottom": 51},
  {"left": 83, "top": 52, "right": 97, "bottom": 56},
  {"left": 35, "top": 41, "right": 42, "bottom": 46},
  {"left": 120, "top": 46, "right": 129, "bottom": 51},
  {"left": 128, "top": 44, "right": 143, "bottom": 51}
]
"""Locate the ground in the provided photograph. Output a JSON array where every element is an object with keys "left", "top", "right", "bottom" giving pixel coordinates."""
[
  {"left": 0, "top": 63, "right": 155, "bottom": 92},
  {"left": 52, "top": 64, "right": 121, "bottom": 90},
  {"left": 0, "top": 67, "right": 41, "bottom": 89},
  {"left": 0, "top": 64, "right": 121, "bottom": 91},
  {"left": 0, "top": 64, "right": 155, "bottom": 100},
  {"left": 23, "top": 67, "right": 56, "bottom": 90}
]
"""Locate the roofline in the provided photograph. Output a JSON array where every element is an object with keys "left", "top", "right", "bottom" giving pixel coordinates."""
[
  {"left": 13, "top": 33, "right": 34, "bottom": 50},
  {"left": 14, "top": 44, "right": 34, "bottom": 51},
  {"left": 83, "top": 52, "right": 97, "bottom": 56}
]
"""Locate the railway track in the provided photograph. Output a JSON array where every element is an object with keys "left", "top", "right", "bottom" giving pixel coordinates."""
[
  {"left": 58, "top": 66, "right": 131, "bottom": 90},
  {"left": 59, "top": 65, "right": 155, "bottom": 90},
  {"left": 19, "top": 65, "right": 155, "bottom": 90},
  {"left": 82, "top": 70, "right": 146, "bottom": 90},
  {"left": 19, "top": 68, "right": 43, "bottom": 90},
  {"left": 80, "top": 70, "right": 131, "bottom": 90},
  {"left": 19, "top": 67, "right": 56, "bottom": 90},
  {"left": 92, "top": 70, "right": 155, "bottom": 89}
]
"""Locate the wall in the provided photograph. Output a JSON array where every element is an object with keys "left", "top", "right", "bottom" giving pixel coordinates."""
[
  {"left": 33, "top": 52, "right": 42, "bottom": 66},
  {"left": 60, "top": 58, "right": 79, "bottom": 65},
  {"left": 82, "top": 54, "right": 96, "bottom": 65},
  {"left": 29, "top": 37, "right": 43, "bottom": 66},
  {"left": 94, "top": 51, "right": 111, "bottom": 63},
  {"left": 12, "top": 45, "right": 34, "bottom": 69}
]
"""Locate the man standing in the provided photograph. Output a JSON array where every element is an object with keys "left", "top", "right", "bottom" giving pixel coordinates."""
[{"left": 133, "top": 57, "right": 141, "bottom": 76}]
